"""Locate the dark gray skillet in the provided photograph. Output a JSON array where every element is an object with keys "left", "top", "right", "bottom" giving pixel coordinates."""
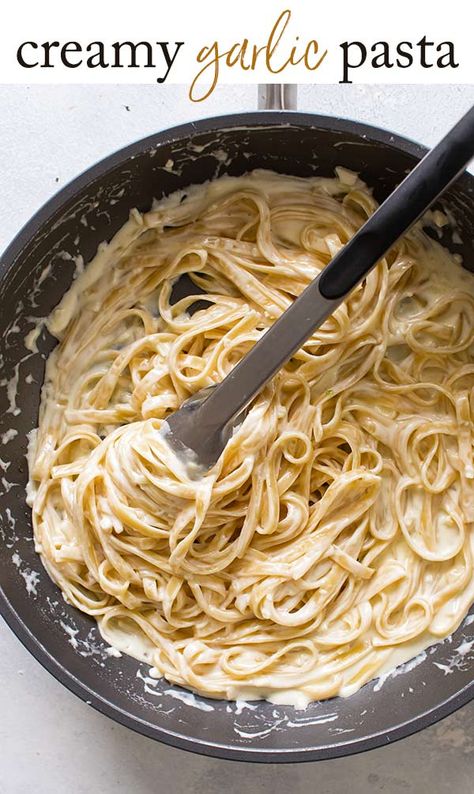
[{"left": 1, "top": 89, "right": 474, "bottom": 763}]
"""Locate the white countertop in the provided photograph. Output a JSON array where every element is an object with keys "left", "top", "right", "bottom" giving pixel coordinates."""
[{"left": 1, "top": 83, "right": 474, "bottom": 793}]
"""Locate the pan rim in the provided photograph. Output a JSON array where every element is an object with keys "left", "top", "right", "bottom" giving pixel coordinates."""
[
  {"left": 1, "top": 584, "right": 472, "bottom": 763},
  {"left": 1, "top": 110, "right": 430, "bottom": 271},
  {"left": 1, "top": 109, "right": 473, "bottom": 762}
]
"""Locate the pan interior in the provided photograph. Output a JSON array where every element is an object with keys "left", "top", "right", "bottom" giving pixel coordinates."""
[{"left": 1, "top": 116, "right": 474, "bottom": 761}]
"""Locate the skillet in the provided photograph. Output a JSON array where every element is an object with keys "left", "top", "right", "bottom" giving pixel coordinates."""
[{"left": 1, "top": 87, "right": 474, "bottom": 762}]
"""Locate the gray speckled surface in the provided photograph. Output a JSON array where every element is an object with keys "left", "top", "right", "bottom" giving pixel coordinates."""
[{"left": 1, "top": 83, "right": 474, "bottom": 792}]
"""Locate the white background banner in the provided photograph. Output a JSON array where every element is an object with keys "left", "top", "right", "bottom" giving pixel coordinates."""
[{"left": 1, "top": 0, "right": 471, "bottom": 101}]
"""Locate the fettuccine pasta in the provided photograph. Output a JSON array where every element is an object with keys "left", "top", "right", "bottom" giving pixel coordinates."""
[{"left": 29, "top": 170, "right": 474, "bottom": 706}]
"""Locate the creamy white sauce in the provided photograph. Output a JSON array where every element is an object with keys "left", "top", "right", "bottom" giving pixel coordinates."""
[{"left": 27, "top": 169, "right": 474, "bottom": 709}]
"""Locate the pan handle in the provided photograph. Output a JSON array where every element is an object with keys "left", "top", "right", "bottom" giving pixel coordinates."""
[{"left": 258, "top": 84, "right": 298, "bottom": 110}]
